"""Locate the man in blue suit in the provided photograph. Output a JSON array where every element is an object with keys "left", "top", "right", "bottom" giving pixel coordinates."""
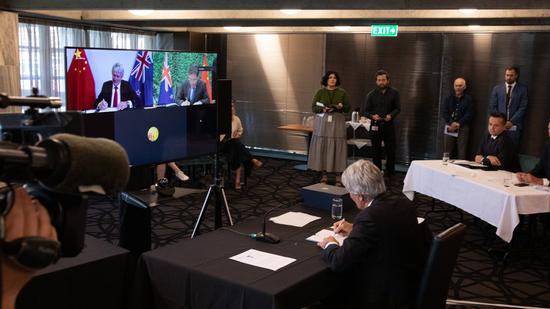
[{"left": 490, "top": 66, "right": 528, "bottom": 146}]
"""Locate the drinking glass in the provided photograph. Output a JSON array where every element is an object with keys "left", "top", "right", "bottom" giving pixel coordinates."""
[
  {"left": 442, "top": 152, "right": 450, "bottom": 165},
  {"left": 331, "top": 197, "right": 343, "bottom": 220}
]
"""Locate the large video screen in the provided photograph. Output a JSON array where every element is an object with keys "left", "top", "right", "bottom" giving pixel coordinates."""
[
  {"left": 64, "top": 47, "right": 219, "bottom": 166},
  {"left": 64, "top": 47, "right": 217, "bottom": 110}
]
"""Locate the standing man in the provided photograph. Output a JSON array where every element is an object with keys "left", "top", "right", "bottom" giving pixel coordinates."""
[
  {"left": 176, "top": 66, "right": 210, "bottom": 106},
  {"left": 441, "top": 77, "right": 474, "bottom": 159},
  {"left": 95, "top": 63, "right": 141, "bottom": 110},
  {"left": 474, "top": 112, "right": 519, "bottom": 172},
  {"left": 360, "top": 69, "right": 400, "bottom": 175},
  {"left": 490, "top": 66, "right": 528, "bottom": 146}
]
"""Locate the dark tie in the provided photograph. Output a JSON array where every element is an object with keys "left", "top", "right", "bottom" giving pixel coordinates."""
[
  {"left": 505, "top": 85, "right": 512, "bottom": 120},
  {"left": 113, "top": 86, "right": 119, "bottom": 107}
]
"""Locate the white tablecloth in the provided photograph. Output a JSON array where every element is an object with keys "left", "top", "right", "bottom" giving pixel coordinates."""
[{"left": 403, "top": 160, "right": 550, "bottom": 242}]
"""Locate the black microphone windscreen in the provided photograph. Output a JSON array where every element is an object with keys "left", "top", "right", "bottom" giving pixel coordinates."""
[{"left": 49, "top": 134, "right": 130, "bottom": 195}]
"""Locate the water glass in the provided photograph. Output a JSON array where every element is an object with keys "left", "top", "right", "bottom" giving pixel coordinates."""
[
  {"left": 331, "top": 197, "right": 343, "bottom": 220},
  {"left": 442, "top": 152, "right": 450, "bottom": 165}
]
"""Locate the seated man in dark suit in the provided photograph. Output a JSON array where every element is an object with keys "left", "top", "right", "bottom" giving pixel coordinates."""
[
  {"left": 317, "top": 160, "right": 428, "bottom": 309},
  {"left": 474, "top": 112, "right": 520, "bottom": 172},
  {"left": 516, "top": 118, "right": 550, "bottom": 186},
  {"left": 175, "top": 66, "right": 210, "bottom": 106},
  {"left": 95, "top": 63, "right": 140, "bottom": 110}
]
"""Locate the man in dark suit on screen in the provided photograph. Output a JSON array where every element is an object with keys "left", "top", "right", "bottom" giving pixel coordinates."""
[
  {"left": 317, "top": 160, "right": 428, "bottom": 309},
  {"left": 95, "top": 63, "right": 141, "bottom": 110},
  {"left": 175, "top": 66, "right": 210, "bottom": 106},
  {"left": 489, "top": 66, "right": 528, "bottom": 146},
  {"left": 474, "top": 112, "right": 520, "bottom": 172}
]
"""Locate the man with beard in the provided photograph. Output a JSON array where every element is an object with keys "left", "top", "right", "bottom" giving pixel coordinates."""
[
  {"left": 360, "top": 70, "right": 401, "bottom": 175},
  {"left": 489, "top": 66, "right": 528, "bottom": 146}
]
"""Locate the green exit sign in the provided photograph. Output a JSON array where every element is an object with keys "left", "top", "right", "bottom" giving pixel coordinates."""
[{"left": 371, "top": 24, "right": 399, "bottom": 37}]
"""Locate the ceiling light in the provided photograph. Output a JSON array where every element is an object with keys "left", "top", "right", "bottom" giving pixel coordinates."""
[
  {"left": 224, "top": 26, "right": 242, "bottom": 31},
  {"left": 334, "top": 26, "right": 351, "bottom": 31},
  {"left": 280, "top": 9, "right": 302, "bottom": 15},
  {"left": 459, "top": 8, "right": 478, "bottom": 14},
  {"left": 468, "top": 25, "right": 481, "bottom": 29},
  {"left": 128, "top": 10, "right": 154, "bottom": 16}
]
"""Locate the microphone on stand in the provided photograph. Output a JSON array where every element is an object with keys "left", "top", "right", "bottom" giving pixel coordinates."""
[{"left": 250, "top": 204, "right": 285, "bottom": 244}]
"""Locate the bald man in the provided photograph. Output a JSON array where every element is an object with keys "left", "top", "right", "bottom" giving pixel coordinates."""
[{"left": 441, "top": 77, "right": 474, "bottom": 159}]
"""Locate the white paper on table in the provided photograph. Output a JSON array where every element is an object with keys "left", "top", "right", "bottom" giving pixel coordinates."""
[
  {"left": 444, "top": 125, "right": 459, "bottom": 137},
  {"left": 229, "top": 249, "right": 296, "bottom": 271},
  {"left": 306, "top": 229, "right": 348, "bottom": 245},
  {"left": 269, "top": 211, "right": 321, "bottom": 227}
]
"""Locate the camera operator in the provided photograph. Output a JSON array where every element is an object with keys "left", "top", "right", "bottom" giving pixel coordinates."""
[{"left": 1, "top": 187, "right": 58, "bottom": 309}]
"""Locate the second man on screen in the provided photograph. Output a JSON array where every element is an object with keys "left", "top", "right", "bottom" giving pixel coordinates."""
[{"left": 361, "top": 70, "right": 401, "bottom": 175}]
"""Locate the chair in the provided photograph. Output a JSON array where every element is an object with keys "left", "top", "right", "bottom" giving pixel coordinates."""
[{"left": 415, "top": 223, "right": 466, "bottom": 309}]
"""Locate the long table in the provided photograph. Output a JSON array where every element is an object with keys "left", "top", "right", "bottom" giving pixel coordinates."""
[
  {"left": 403, "top": 160, "right": 550, "bottom": 242},
  {"left": 132, "top": 206, "right": 348, "bottom": 309}
]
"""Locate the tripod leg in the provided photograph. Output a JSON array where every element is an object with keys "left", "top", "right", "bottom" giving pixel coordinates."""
[
  {"left": 220, "top": 188, "right": 233, "bottom": 226},
  {"left": 191, "top": 185, "right": 213, "bottom": 238}
]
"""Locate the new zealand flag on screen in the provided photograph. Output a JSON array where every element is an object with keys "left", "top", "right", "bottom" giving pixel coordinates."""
[
  {"left": 158, "top": 52, "right": 174, "bottom": 105},
  {"left": 129, "top": 50, "right": 154, "bottom": 107}
]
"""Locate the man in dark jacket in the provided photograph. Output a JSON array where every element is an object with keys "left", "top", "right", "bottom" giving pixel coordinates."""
[
  {"left": 317, "top": 159, "right": 428, "bottom": 308},
  {"left": 516, "top": 119, "right": 550, "bottom": 186},
  {"left": 441, "top": 77, "right": 474, "bottom": 159},
  {"left": 474, "top": 112, "right": 520, "bottom": 172}
]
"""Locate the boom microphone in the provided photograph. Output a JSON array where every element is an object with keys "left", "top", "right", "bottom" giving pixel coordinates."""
[{"left": 0, "top": 133, "right": 130, "bottom": 195}]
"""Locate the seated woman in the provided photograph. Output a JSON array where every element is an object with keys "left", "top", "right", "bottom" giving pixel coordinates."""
[
  {"left": 224, "top": 101, "right": 262, "bottom": 190},
  {"left": 156, "top": 162, "right": 189, "bottom": 182}
]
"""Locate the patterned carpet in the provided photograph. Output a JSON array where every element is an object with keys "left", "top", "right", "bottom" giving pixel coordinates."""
[{"left": 86, "top": 157, "right": 550, "bottom": 308}]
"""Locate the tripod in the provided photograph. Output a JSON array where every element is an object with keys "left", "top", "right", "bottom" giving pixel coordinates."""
[{"left": 191, "top": 152, "right": 233, "bottom": 238}]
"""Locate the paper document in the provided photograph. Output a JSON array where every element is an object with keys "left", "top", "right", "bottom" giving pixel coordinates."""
[
  {"left": 452, "top": 160, "right": 487, "bottom": 168},
  {"left": 306, "top": 229, "right": 348, "bottom": 245},
  {"left": 269, "top": 211, "right": 321, "bottom": 227},
  {"left": 229, "top": 249, "right": 296, "bottom": 271},
  {"left": 444, "top": 125, "right": 459, "bottom": 137}
]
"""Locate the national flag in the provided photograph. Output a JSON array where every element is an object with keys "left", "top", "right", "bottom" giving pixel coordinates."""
[
  {"left": 66, "top": 48, "right": 96, "bottom": 110},
  {"left": 158, "top": 52, "right": 174, "bottom": 105},
  {"left": 202, "top": 53, "right": 212, "bottom": 103},
  {"left": 129, "top": 50, "right": 154, "bottom": 107}
]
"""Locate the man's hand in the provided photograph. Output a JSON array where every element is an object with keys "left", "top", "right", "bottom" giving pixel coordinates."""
[
  {"left": 97, "top": 99, "right": 108, "bottom": 110},
  {"left": 474, "top": 155, "right": 484, "bottom": 164},
  {"left": 487, "top": 155, "right": 502, "bottom": 166},
  {"left": 2, "top": 187, "right": 58, "bottom": 309},
  {"left": 117, "top": 100, "right": 131, "bottom": 110},
  {"left": 516, "top": 172, "right": 543, "bottom": 185},
  {"left": 332, "top": 219, "right": 353, "bottom": 236},
  {"left": 384, "top": 114, "right": 392, "bottom": 122},
  {"left": 335, "top": 102, "right": 343, "bottom": 110},
  {"left": 372, "top": 114, "right": 381, "bottom": 121},
  {"left": 505, "top": 121, "right": 514, "bottom": 129},
  {"left": 317, "top": 235, "right": 338, "bottom": 249},
  {"left": 450, "top": 122, "right": 460, "bottom": 132}
]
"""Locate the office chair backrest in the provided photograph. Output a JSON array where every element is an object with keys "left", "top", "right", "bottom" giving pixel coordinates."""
[{"left": 415, "top": 223, "right": 466, "bottom": 309}]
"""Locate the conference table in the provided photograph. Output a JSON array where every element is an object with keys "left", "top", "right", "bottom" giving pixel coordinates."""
[
  {"left": 132, "top": 206, "right": 351, "bottom": 309},
  {"left": 403, "top": 160, "right": 550, "bottom": 243}
]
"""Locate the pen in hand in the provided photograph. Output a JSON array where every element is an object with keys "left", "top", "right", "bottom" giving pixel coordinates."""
[{"left": 332, "top": 218, "right": 346, "bottom": 234}]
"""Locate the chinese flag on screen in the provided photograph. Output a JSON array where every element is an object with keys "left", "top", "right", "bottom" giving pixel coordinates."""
[
  {"left": 202, "top": 53, "right": 212, "bottom": 102},
  {"left": 66, "top": 48, "right": 96, "bottom": 110}
]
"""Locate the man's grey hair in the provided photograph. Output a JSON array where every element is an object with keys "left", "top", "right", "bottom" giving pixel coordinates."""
[
  {"left": 341, "top": 160, "right": 386, "bottom": 200},
  {"left": 112, "top": 63, "right": 124, "bottom": 75}
]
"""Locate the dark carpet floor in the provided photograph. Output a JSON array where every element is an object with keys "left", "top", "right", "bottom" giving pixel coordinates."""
[{"left": 86, "top": 157, "right": 550, "bottom": 308}]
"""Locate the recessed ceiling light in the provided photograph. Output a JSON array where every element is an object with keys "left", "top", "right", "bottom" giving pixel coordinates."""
[
  {"left": 334, "top": 26, "right": 351, "bottom": 31},
  {"left": 128, "top": 10, "right": 154, "bottom": 16},
  {"left": 224, "top": 26, "right": 242, "bottom": 31},
  {"left": 280, "top": 9, "right": 302, "bottom": 15},
  {"left": 468, "top": 24, "right": 481, "bottom": 29},
  {"left": 459, "top": 8, "right": 478, "bottom": 14}
]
